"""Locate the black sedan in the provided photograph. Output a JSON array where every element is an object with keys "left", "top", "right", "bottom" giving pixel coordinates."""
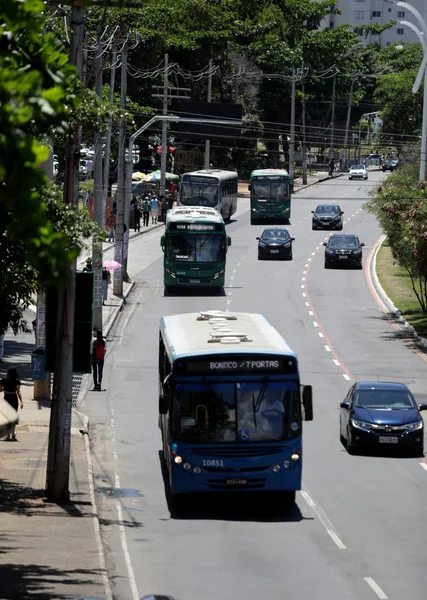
[
  {"left": 323, "top": 233, "right": 364, "bottom": 269},
  {"left": 340, "top": 381, "right": 427, "bottom": 455},
  {"left": 382, "top": 158, "right": 402, "bottom": 172},
  {"left": 312, "top": 204, "right": 343, "bottom": 230},
  {"left": 257, "top": 228, "right": 294, "bottom": 260}
]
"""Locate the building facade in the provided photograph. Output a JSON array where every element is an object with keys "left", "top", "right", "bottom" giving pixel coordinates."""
[{"left": 321, "top": 0, "right": 427, "bottom": 46}]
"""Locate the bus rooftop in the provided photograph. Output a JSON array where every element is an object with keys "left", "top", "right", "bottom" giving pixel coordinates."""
[
  {"left": 166, "top": 206, "right": 224, "bottom": 224},
  {"left": 161, "top": 311, "right": 296, "bottom": 360},
  {"left": 251, "top": 168, "right": 290, "bottom": 178},
  {"left": 183, "top": 169, "right": 237, "bottom": 179}
]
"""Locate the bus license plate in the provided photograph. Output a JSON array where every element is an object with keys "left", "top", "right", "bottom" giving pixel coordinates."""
[
  {"left": 379, "top": 436, "right": 398, "bottom": 444},
  {"left": 226, "top": 478, "right": 248, "bottom": 486},
  {"left": 189, "top": 279, "right": 201, "bottom": 284}
]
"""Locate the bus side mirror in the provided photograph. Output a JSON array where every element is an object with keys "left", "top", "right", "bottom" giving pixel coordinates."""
[
  {"left": 290, "top": 183, "right": 294, "bottom": 193},
  {"left": 227, "top": 236, "right": 231, "bottom": 247},
  {"left": 159, "top": 393, "right": 169, "bottom": 415},
  {"left": 160, "top": 235, "right": 165, "bottom": 250},
  {"left": 322, "top": 242, "right": 327, "bottom": 246},
  {"left": 302, "top": 385, "right": 313, "bottom": 421},
  {"left": 248, "top": 184, "right": 251, "bottom": 191}
]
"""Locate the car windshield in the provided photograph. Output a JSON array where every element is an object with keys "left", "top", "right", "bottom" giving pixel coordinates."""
[
  {"left": 165, "top": 234, "right": 226, "bottom": 262},
  {"left": 180, "top": 181, "right": 218, "bottom": 207},
  {"left": 355, "top": 389, "right": 416, "bottom": 409},
  {"left": 329, "top": 236, "right": 359, "bottom": 248},
  {"left": 252, "top": 180, "right": 289, "bottom": 203},
  {"left": 262, "top": 229, "right": 289, "bottom": 241},
  {"left": 315, "top": 205, "right": 340, "bottom": 215},
  {"left": 173, "top": 381, "right": 301, "bottom": 443},
  {"left": 351, "top": 165, "right": 364, "bottom": 170}
]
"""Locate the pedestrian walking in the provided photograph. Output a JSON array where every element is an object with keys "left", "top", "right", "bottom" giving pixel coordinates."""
[
  {"left": 0, "top": 367, "right": 23, "bottom": 441},
  {"left": 92, "top": 330, "right": 106, "bottom": 391},
  {"left": 106, "top": 209, "right": 116, "bottom": 242},
  {"left": 133, "top": 203, "right": 142, "bottom": 232},
  {"left": 102, "top": 267, "right": 111, "bottom": 305},
  {"left": 150, "top": 195, "right": 158, "bottom": 224},
  {"left": 0, "top": 330, "right": 5, "bottom": 363},
  {"left": 142, "top": 197, "right": 151, "bottom": 226},
  {"left": 329, "top": 158, "right": 335, "bottom": 177}
]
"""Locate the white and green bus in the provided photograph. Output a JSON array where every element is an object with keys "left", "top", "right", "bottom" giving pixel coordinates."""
[
  {"left": 249, "top": 168, "right": 292, "bottom": 224},
  {"left": 179, "top": 169, "right": 238, "bottom": 221},
  {"left": 160, "top": 206, "right": 231, "bottom": 291},
  {"left": 158, "top": 310, "right": 313, "bottom": 506}
]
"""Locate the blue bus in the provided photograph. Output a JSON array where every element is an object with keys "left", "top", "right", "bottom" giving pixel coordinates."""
[{"left": 158, "top": 310, "right": 313, "bottom": 507}]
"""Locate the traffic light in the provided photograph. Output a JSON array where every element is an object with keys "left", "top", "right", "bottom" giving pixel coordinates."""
[{"left": 45, "top": 272, "right": 94, "bottom": 373}]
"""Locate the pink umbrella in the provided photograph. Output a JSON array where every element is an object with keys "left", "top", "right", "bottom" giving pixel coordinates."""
[{"left": 103, "top": 260, "right": 122, "bottom": 271}]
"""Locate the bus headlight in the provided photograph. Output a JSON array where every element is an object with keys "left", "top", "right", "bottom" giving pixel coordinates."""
[
  {"left": 291, "top": 453, "right": 300, "bottom": 462},
  {"left": 214, "top": 272, "right": 220, "bottom": 279},
  {"left": 183, "top": 462, "right": 192, "bottom": 470},
  {"left": 194, "top": 467, "right": 201, "bottom": 474},
  {"left": 252, "top": 207, "right": 258, "bottom": 212},
  {"left": 272, "top": 465, "right": 281, "bottom": 472},
  {"left": 283, "top": 461, "right": 290, "bottom": 468},
  {"left": 170, "top": 271, "right": 177, "bottom": 279},
  {"left": 174, "top": 456, "right": 182, "bottom": 464}
]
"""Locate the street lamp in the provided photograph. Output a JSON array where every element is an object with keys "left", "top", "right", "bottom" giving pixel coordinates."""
[{"left": 385, "top": 0, "right": 427, "bottom": 180}]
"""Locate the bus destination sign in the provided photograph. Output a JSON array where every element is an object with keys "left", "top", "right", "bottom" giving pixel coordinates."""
[
  {"left": 254, "top": 176, "right": 285, "bottom": 181},
  {"left": 169, "top": 223, "right": 223, "bottom": 232},
  {"left": 180, "top": 356, "right": 296, "bottom": 374},
  {"left": 184, "top": 176, "right": 217, "bottom": 184}
]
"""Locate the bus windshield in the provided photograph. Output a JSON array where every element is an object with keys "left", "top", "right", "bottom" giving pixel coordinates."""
[
  {"left": 252, "top": 180, "right": 289, "bottom": 203},
  {"left": 180, "top": 180, "right": 219, "bottom": 207},
  {"left": 166, "top": 234, "right": 226, "bottom": 263},
  {"left": 173, "top": 381, "right": 300, "bottom": 443}
]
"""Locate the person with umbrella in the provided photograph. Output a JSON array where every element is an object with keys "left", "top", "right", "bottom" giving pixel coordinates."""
[{"left": 102, "top": 267, "right": 111, "bottom": 305}]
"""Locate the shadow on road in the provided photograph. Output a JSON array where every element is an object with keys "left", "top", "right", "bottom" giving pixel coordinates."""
[
  {"left": 164, "top": 286, "right": 226, "bottom": 297},
  {"left": 159, "top": 452, "right": 306, "bottom": 523}
]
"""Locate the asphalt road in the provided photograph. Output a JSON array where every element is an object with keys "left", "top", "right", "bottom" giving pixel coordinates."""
[{"left": 84, "top": 172, "right": 427, "bottom": 600}]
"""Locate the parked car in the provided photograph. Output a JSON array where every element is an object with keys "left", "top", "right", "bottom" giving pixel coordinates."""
[
  {"left": 349, "top": 164, "right": 368, "bottom": 180},
  {"left": 323, "top": 233, "right": 365, "bottom": 269},
  {"left": 257, "top": 228, "right": 294, "bottom": 260},
  {"left": 340, "top": 381, "right": 427, "bottom": 455},
  {"left": 382, "top": 158, "right": 402, "bottom": 172},
  {"left": 312, "top": 204, "right": 343, "bottom": 231}
]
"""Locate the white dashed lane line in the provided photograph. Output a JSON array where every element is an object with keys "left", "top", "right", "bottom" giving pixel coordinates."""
[
  {"left": 419, "top": 462, "right": 427, "bottom": 472},
  {"left": 301, "top": 487, "right": 347, "bottom": 551},
  {"left": 313, "top": 321, "right": 318, "bottom": 328},
  {"left": 318, "top": 332, "right": 324, "bottom": 338},
  {"left": 364, "top": 577, "right": 388, "bottom": 599},
  {"left": 333, "top": 359, "right": 340, "bottom": 366},
  {"left": 324, "top": 345, "right": 331, "bottom": 352}
]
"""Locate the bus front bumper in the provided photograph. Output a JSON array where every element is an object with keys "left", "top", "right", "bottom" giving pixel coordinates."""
[{"left": 165, "top": 268, "right": 225, "bottom": 287}]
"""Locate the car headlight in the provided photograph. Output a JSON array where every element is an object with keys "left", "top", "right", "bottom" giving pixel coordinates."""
[
  {"left": 405, "top": 421, "right": 423, "bottom": 431},
  {"left": 259, "top": 241, "right": 266, "bottom": 247},
  {"left": 353, "top": 249, "right": 362, "bottom": 255},
  {"left": 351, "top": 419, "right": 371, "bottom": 430},
  {"left": 325, "top": 248, "right": 334, "bottom": 254},
  {"left": 313, "top": 215, "right": 321, "bottom": 221},
  {"left": 282, "top": 242, "right": 291, "bottom": 247}
]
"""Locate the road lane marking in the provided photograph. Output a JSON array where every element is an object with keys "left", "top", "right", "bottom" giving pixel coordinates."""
[
  {"left": 318, "top": 332, "right": 324, "bottom": 338},
  {"left": 420, "top": 462, "right": 427, "bottom": 472},
  {"left": 333, "top": 359, "right": 340, "bottom": 366},
  {"left": 114, "top": 474, "right": 140, "bottom": 600},
  {"left": 324, "top": 345, "right": 331, "bottom": 352},
  {"left": 303, "top": 270, "right": 307, "bottom": 274},
  {"left": 364, "top": 577, "right": 388, "bottom": 599},
  {"left": 308, "top": 310, "right": 313, "bottom": 316},
  {"left": 301, "top": 277, "right": 305, "bottom": 281},
  {"left": 305, "top": 302, "right": 309, "bottom": 307},
  {"left": 302, "top": 292, "right": 306, "bottom": 297},
  {"left": 301, "top": 284, "right": 304, "bottom": 289},
  {"left": 301, "top": 485, "right": 346, "bottom": 550},
  {"left": 343, "top": 374, "right": 350, "bottom": 380},
  {"left": 313, "top": 321, "right": 318, "bottom": 327}
]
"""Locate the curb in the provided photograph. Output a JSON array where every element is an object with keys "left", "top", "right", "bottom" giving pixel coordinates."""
[{"left": 369, "top": 234, "right": 427, "bottom": 350}]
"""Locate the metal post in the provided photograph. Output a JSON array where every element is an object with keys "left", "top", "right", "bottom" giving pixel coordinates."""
[
  {"left": 113, "top": 41, "right": 127, "bottom": 296},
  {"left": 301, "top": 65, "right": 307, "bottom": 185},
  {"left": 46, "top": 1, "right": 84, "bottom": 500},
  {"left": 421, "top": 68, "right": 427, "bottom": 180},
  {"left": 159, "top": 54, "right": 169, "bottom": 198},
  {"left": 289, "top": 68, "right": 296, "bottom": 180},
  {"left": 102, "top": 45, "right": 117, "bottom": 228},
  {"left": 92, "top": 28, "right": 103, "bottom": 330},
  {"left": 204, "top": 59, "right": 213, "bottom": 169},
  {"left": 342, "top": 78, "right": 354, "bottom": 171},
  {"left": 329, "top": 73, "right": 336, "bottom": 174}
]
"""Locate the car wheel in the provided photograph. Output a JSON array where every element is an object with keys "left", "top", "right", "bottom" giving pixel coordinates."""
[
  {"left": 347, "top": 428, "right": 357, "bottom": 454},
  {"left": 415, "top": 444, "right": 424, "bottom": 457},
  {"left": 312, "top": 226, "right": 317, "bottom": 230},
  {"left": 324, "top": 260, "right": 330, "bottom": 269},
  {"left": 337, "top": 224, "right": 343, "bottom": 231},
  {"left": 287, "top": 251, "right": 293, "bottom": 261},
  {"left": 258, "top": 253, "right": 263, "bottom": 260},
  {"left": 340, "top": 433, "right": 347, "bottom": 447},
  {"left": 349, "top": 176, "right": 352, "bottom": 180},
  {"left": 364, "top": 176, "right": 368, "bottom": 180},
  {"left": 382, "top": 168, "right": 386, "bottom": 172},
  {"left": 357, "top": 261, "right": 363, "bottom": 270}
]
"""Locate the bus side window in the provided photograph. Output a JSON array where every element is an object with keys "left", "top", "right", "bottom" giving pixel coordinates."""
[{"left": 159, "top": 334, "right": 165, "bottom": 382}]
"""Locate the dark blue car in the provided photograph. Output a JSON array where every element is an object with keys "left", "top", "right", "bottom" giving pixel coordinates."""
[{"left": 340, "top": 381, "right": 427, "bottom": 455}]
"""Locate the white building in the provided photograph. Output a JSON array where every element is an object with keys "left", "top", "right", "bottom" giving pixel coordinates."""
[{"left": 321, "top": 0, "right": 427, "bottom": 46}]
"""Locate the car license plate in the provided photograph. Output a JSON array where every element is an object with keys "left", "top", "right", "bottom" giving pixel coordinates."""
[
  {"left": 270, "top": 250, "right": 279, "bottom": 254},
  {"left": 226, "top": 478, "right": 248, "bottom": 486},
  {"left": 379, "top": 436, "right": 398, "bottom": 444},
  {"left": 189, "top": 279, "right": 200, "bottom": 284},
  {"left": 338, "top": 255, "right": 348, "bottom": 260}
]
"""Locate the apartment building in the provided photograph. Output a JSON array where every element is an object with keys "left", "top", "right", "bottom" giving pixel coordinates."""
[{"left": 321, "top": 0, "right": 427, "bottom": 46}]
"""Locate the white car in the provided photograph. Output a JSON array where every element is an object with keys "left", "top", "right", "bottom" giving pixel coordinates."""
[{"left": 349, "top": 164, "right": 368, "bottom": 180}]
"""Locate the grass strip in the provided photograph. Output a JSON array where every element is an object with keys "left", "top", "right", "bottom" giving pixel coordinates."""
[{"left": 376, "top": 241, "right": 427, "bottom": 338}]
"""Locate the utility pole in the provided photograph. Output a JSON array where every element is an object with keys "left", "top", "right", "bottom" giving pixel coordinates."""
[
  {"left": 113, "top": 40, "right": 128, "bottom": 297},
  {"left": 159, "top": 53, "right": 169, "bottom": 199},
  {"left": 102, "top": 45, "right": 117, "bottom": 232},
  {"left": 46, "top": 1, "right": 84, "bottom": 500},
  {"left": 329, "top": 73, "right": 336, "bottom": 174},
  {"left": 92, "top": 27, "right": 103, "bottom": 330},
  {"left": 342, "top": 77, "right": 354, "bottom": 171},
  {"left": 301, "top": 64, "right": 307, "bottom": 185},
  {"left": 204, "top": 59, "right": 213, "bottom": 169},
  {"left": 289, "top": 68, "right": 296, "bottom": 180}
]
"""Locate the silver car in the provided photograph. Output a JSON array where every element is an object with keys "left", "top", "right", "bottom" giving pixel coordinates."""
[{"left": 349, "top": 164, "right": 368, "bottom": 180}]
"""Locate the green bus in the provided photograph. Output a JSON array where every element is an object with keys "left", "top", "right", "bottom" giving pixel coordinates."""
[
  {"left": 160, "top": 206, "right": 231, "bottom": 292},
  {"left": 249, "top": 169, "right": 292, "bottom": 224}
]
